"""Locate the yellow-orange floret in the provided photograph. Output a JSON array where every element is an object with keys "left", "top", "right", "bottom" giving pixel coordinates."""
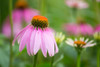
[{"left": 74, "top": 40, "right": 86, "bottom": 46}]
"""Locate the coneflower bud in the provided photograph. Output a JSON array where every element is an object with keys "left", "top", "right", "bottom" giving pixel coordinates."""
[
  {"left": 55, "top": 32, "right": 65, "bottom": 44},
  {"left": 94, "top": 32, "right": 100, "bottom": 40}
]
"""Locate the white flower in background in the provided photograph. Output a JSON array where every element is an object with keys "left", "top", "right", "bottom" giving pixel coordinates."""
[
  {"left": 65, "top": 37, "right": 96, "bottom": 48},
  {"left": 55, "top": 32, "right": 65, "bottom": 44}
]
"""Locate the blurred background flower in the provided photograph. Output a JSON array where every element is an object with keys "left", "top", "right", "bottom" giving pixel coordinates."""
[
  {"left": 55, "top": 32, "right": 65, "bottom": 45},
  {"left": 63, "top": 22, "right": 94, "bottom": 36},
  {"left": 95, "top": 24, "right": 100, "bottom": 32},
  {"left": 66, "top": 0, "right": 88, "bottom": 9},
  {"left": 2, "top": 0, "right": 39, "bottom": 37}
]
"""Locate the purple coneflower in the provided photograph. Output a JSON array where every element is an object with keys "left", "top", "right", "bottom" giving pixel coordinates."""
[
  {"left": 2, "top": 0, "right": 39, "bottom": 37},
  {"left": 13, "top": 15, "right": 58, "bottom": 57}
]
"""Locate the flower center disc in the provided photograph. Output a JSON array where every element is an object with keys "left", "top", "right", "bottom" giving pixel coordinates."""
[
  {"left": 74, "top": 40, "right": 86, "bottom": 46},
  {"left": 31, "top": 15, "right": 48, "bottom": 28},
  {"left": 15, "top": 0, "right": 28, "bottom": 9}
]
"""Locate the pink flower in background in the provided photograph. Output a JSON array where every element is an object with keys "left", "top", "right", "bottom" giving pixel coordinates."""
[
  {"left": 79, "top": 23, "right": 93, "bottom": 35},
  {"left": 63, "top": 23, "right": 94, "bottom": 36},
  {"left": 66, "top": 0, "right": 88, "bottom": 9},
  {"left": 2, "top": 0, "right": 39, "bottom": 37},
  {"left": 95, "top": 24, "right": 100, "bottom": 32},
  {"left": 63, "top": 23, "right": 80, "bottom": 35},
  {"left": 13, "top": 15, "right": 58, "bottom": 57}
]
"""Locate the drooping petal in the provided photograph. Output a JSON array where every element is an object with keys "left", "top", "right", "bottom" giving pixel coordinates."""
[
  {"left": 43, "top": 31, "right": 54, "bottom": 56},
  {"left": 19, "top": 26, "right": 32, "bottom": 52},
  {"left": 34, "top": 29, "right": 41, "bottom": 55},
  {"left": 30, "top": 28, "right": 36, "bottom": 55},
  {"left": 12, "top": 25, "right": 30, "bottom": 45},
  {"left": 26, "top": 27, "right": 33, "bottom": 55},
  {"left": 47, "top": 29, "right": 58, "bottom": 53},
  {"left": 54, "top": 40, "right": 59, "bottom": 53},
  {"left": 41, "top": 31, "right": 47, "bottom": 57}
]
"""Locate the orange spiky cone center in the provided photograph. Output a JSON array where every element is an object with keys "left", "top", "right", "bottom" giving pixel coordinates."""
[{"left": 31, "top": 15, "right": 48, "bottom": 28}]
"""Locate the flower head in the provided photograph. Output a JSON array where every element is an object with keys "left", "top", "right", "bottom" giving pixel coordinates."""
[
  {"left": 55, "top": 32, "right": 65, "bottom": 44},
  {"left": 66, "top": 0, "right": 88, "bottom": 9},
  {"left": 13, "top": 15, "right": 58, "bottom": 57},
  {"left": 65, "top": 37, "right": 96, "bottom": 48},
  {"left": 31, "top": 15, "right": 48, "bottom": 28}
]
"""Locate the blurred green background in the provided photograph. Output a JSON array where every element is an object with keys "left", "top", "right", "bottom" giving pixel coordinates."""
[{"left": 0, "top": 0, "right": 100, "bottom": 67}]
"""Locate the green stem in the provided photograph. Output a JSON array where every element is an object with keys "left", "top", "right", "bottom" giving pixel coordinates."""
[
  {"left": 9, "top": 0, "right": 13, "bottom": 67},
  {"left": 51, "top": 56, "right": 54, "bottom": 67},
  {"left": 33, "top": 53, "right": 38, "bottom": 67},
  {"left": 77, "top": 53, "right": 81, "bottom": 67},
  {"left": 94, "top": 0, "right": 100, "bottom": 23},
  {"left": 40, "top": 0, "right": 46, "bottom": 16},
  {"left": 97, "top": 48, "right": 100, "bottom": 67}
]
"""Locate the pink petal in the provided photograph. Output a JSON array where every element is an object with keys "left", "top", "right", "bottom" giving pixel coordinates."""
[
  {"left": 12, "top": 25, "right": 30, "bottom": 45},
  {"left": 34, "top": 29, "right": 41, "bottom": 55},
  {"left": 30, "top": 28, "right": 36, "bottom": 55},
  {"left": 47, "top": 29, "right": 58, "bottom": 53},
  {"left": 26, "top": 27, "right": 33, "bottom": 55},
  {"left": 41, "top": 31, "right": 47, "bottom": 57},
  {"left": 43, "top": 31, "right": 54, "bottom": 56},
  {"left": 19, "top": 26, "right": 32, "bottom": 52}
]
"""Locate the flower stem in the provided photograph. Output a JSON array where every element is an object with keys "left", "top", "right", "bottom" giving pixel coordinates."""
[
  {"left": 33, "top": 53, "right": 38, "bottom": 67},
  {"left": 77, "top": 53, "right": 81, "bottom": 67},
  {"left": 40, "top": 0, "right": 46, "bottom": 16},
  {"left": 94, "top": 0, "right": 100, "bottom": 23},
  {"left": 9, "top": 0, "right": 13, "bottom": 67},
  {"left": 51, "top": 56, "right": 54, "bottom": 67},
  {"left": 97, "top": 48, "right": 100, "bottom": 67},
  {"left": 72, "top": 8, "right": 78, "bottom": 22}
]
